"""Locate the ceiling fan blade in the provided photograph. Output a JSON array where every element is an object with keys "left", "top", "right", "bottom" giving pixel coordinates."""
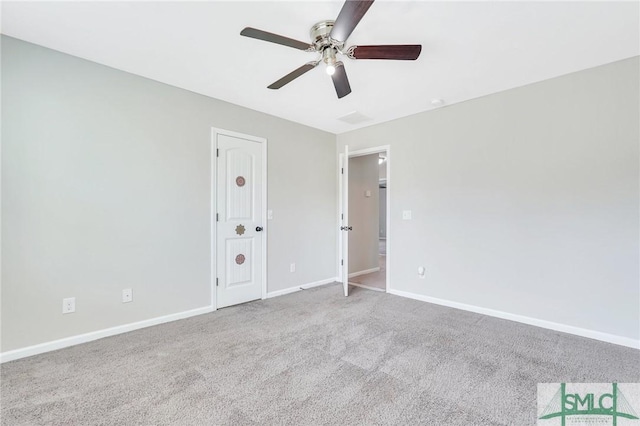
[
  {"left": 331, "top": 62, "right": 351, "bottom": 99},
  {"left": 347, "top": 44, "right": 422, "bottom": 60},
  {"left": 268, "top": 62, "right": 319, "bottom": 90},
  {"left": 241, "top": 27, "right": 312, "bottom": 51},
  {"left": 330, "top": 0, "right": 375, "bottom": 42}
]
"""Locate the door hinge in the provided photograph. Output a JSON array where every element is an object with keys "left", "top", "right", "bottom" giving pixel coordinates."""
[
  {"left": 216, "top": 278, "right": 219, "bottom": 287},
  {"left": 341, "top": 168, "right": 344, "bottom": 174},
  {"left": 216, "top": 148, "right": 219, "bottom": 157},
  {"left": 341, "top": 259, "right": 344, "bottom": 266},
  {"left": 216, "top": 213, "right": 219, "bottom": 222},
  {"left": 341, "top": 213, "right": 344, "bottom": 220}
]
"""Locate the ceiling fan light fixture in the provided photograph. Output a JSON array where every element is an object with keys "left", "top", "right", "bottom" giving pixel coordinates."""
[{"left": 323, "top": 47, "right": 337, "bottom": 75}]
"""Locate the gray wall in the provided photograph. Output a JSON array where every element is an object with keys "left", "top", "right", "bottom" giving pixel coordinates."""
[
  {"left": 338, "top": 57, "right": 640, "bottom": 340},
  {"left": 1, "top": 36, "right": 337, "bottom": 352},
  {"left": 348, "top": 154, "right": 379, "bottom": 275}
]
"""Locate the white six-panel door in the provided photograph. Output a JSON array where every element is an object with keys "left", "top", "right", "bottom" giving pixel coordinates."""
[{"left": 215, "top": 131, "right": 265, "bottom": 308}]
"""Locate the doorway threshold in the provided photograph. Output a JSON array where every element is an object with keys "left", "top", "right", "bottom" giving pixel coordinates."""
[{"left": 348, "top": 282, "right": 385, "bottom": 292}]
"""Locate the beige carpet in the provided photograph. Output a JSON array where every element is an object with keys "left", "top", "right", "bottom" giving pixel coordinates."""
[{"left": 2, "top": 283, "right": 638, "bottom": 425}]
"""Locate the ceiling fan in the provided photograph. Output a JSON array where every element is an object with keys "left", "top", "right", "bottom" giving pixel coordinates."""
[{"left": 240, "top": 0, "right": 422, "bottom": 99}]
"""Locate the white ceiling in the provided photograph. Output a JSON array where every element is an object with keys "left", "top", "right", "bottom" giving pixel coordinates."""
[{"left": 2, "top": 1, "right": 639, "bottom": 134}]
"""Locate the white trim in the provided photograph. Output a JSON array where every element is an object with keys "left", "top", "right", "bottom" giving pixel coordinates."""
[
  {"left": 336, "top": 151, "right": 342, "bottom": 285},
  {"left": 261, "top": 138, "right": 268, "bottom": 300},
  {"left": 211, "top": 127, "right": 268, "bottom": 309},
  {"left": 0, "top": 306, "right": 214, "bottom": 363},
  {"left": 338, "top": 152, "right": 345, "bottom": 284},
  {"left": 338, "top": 145, "right": 391, "bottom": 294},
  {"left": 266, "top": 277, "right": 337, "bottom": 299},
  {"left": 349, "top": 145, "right": 391, "bottom": 158},
  {"left": 210, "top": 128, "right": 217, "bottom": 310},
  {"left": 384, "top": 147, "right": 391, "bottom": 293},
  {"left": 348, "top": 267, "right": 380, "bottom": 278},
  {"left": 388, "top": 289, "right": 640, "bottom": 350}
]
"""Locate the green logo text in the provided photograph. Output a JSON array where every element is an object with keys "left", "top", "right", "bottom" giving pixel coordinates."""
[{"left": 539, "top": 383, "right": 638, "bottom": 426}]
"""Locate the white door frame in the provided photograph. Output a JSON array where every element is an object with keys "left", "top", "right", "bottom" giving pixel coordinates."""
[
  {"left": 211, "top": 127, "right": 268, "bottom": 310},
  {"left": 338, "top": 145, "right": 391, "bottom": 293}
]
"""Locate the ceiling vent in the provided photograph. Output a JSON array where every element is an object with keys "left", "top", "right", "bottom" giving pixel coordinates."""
[{"left": 337, "top": 111, "right": 371, "bottom": 124}]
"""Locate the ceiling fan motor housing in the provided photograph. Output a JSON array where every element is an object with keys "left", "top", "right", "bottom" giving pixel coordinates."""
[{"left": 310, "top": 20, "right": 344, "bottom": 52}]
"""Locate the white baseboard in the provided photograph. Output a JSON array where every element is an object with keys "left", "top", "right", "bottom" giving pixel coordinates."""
[
  {"left": 3, "top": 278, "right": 339, "bottom": 362},
  {"left": 8, "top": 285, "right": 632, "bottom": 363},
  {"left": 348, "top": 267, "right": 380, "bottom": 278},
  {"left": 0, "top": 305, "right": 214, "bottom": 363},
  {"left": 267, "top": 277, "right": 337, "bottom": 299},
  {"left": 388, "top": 289, "right": 640, "bottom": 350}
]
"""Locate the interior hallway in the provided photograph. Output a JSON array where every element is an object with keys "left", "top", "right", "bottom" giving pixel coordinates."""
[{"left": 350, "top": 240, "right": 386, "bottom": 291}]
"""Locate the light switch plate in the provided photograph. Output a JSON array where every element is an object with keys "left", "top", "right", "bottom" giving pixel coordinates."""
[{"left": 267, "top": 210, "right": 273, "bottom": 220}]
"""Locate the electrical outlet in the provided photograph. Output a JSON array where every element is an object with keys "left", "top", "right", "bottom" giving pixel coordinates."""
[
  {"left": 62, "top": 297, "right": 75, "bottom": 314},
  {"left": 290, "top": 263, "right": 296, "bottom": 273},
  {"left": 122, "top": 288, "right": 133, "bottom": 303},
  {"left": 402, "top": 210, "right": 412, "bottom": 220}
]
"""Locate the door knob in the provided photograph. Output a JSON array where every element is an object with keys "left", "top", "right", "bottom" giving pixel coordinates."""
[{"left": 256, "top": 226, "right": 263, "bottom": 232}]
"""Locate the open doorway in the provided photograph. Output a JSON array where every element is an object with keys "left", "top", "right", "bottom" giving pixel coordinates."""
[{"left": 347, "top": 151, "right": 388, "bottom": 292}]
